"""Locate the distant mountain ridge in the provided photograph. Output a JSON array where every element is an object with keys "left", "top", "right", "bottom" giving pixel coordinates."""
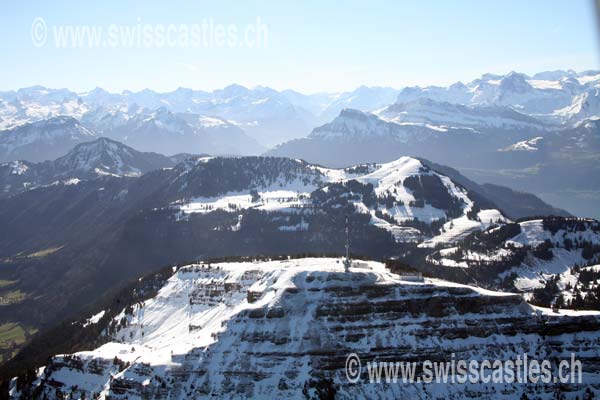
[
  {"left": 0, "top": 116, "right": 96, "bottom": 162},
  {"left": 394, "top": 70, "right": 600, "bottom": 123},
  {"left": 0, "top": 137, "right": 175, "bottom": 197},
  {"left": 0, "top": 84, "right": 403, "bottom": 148},
  {"left": 377, "top": 97, "right": 552, "bottom": 131},
  {"left": 80, "top": 106, "right": 265, "bottom": 156},
  {"left": 2, "top": 69, "right": 600, "bottom": 217},
  {"left": 3, "top": 69, "right": 597, "bottom": 149},
  {"left": 267, "top": 97, "right": 600, "bottom": 218}
]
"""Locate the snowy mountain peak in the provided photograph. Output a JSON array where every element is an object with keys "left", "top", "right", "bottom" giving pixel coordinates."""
[
  {"left": 217, "top": 83, "right": 250, "bottom": 98},
  {"left": 388, "top": 69, "right": 600, "bottom": 123},
  {"left": 85, "top": 87, "right": 111, "bottom": 97},
  {"left": 64, "top": 136, "right": 130, "bottom": 157},
  {"left": 170, "top": 155, "right": 506, "bottom": 245},
  {"left": 52, "top": 137, "right": 175, "bottom": 177},
  {"left": 0, "top": 137, "right": 176, "bottom": 196},
  {"left": 54, "top": 137, "right": 135, "bottom": 175},
  {"left": 498, "top": 71, "right": 533, "bottom": 94},
  {"left": 449, "top": 81, "right": 467, "bottom": 90},
  {"left": 309, "top": 109, "right": 402, "bottom": 141},
  {"left": 480, "top": 72, "right": 504, "bottom": 81},
  {"left": 338, "top": 107, "right": 373, "bottom": 119}
]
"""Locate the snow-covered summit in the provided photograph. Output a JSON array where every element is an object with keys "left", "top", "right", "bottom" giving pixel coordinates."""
[
  {"left": 309, "top": 108, "right": 423, "bottom": 141},
  {"left": 0, "top": 137, "right": 176, "bottom": 195},
  {"left": 53, "top": 137, "right": 173, "bottom": 177},
  {"left": 11, "top": 257, "right": 600, "bottom": 399},
  {"left": 173, "top": 155, "right": 506, "bottom": 245}
]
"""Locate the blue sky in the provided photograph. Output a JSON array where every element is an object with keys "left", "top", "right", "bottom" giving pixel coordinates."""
[{"left": 1, "top": 1, "right": 598, "bottom": 93}]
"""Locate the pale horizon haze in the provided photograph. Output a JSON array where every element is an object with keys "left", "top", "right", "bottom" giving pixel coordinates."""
[{"left": 1, "top": 0, "right": 599, "bottom": 94}]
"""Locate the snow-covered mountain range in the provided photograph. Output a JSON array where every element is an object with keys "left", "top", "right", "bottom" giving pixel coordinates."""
[
  {"left": 5, "top": 70, "right": 598, "bottom": 126},
  {"left": 3, "top": 69, "right": 598, "bottom": 155},
  {"left": 79, "top": 105, "right": 264, "bottom": 156},
  {"left": 394, "top": 70, "right": 600, "bottom": 124},
  {"left": 10, "top": 257, "right": 600, "bottom": 399},
  {"left": 271, "top": 71, "right": 599, "bottom": 145},
  {"left": 0, "top": 108, "right": 263, "bottom": 163},
  {"left": 0, "top": 84, "right": 401, "bottom": 150},
  {"left": 377, "top": 98, "right": 553, "bottom": 131},
  {"left": 0, "top": 149, "right": 567, "bottom": 269},
  {"left": 267, "top": 70, "right": 600, "bottom": 152},
  {"left": 2, "top": 71, "right": 600, "bottom": 220},
  {"left": 267, "top": 71, "right": 600, "bottom": 219},
  {"left": 267, "top": 106, "right": 551, "bottom": 167}
]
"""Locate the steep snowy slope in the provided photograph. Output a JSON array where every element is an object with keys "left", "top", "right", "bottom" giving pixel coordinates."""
[
  {"left": 553, "top": 89, "right": 600, "bottom": 126},
  {"left": 171, "top": 156, "right": 506, "bottom": 245},
  {"left": 416, "top": 158, "right": 571, "bottom": 219},
  {"left": 425, "top": 217, "right": 600, "bottom": 308},
  {"left": 10, "top": 258, "right": 600, "bottom": 399}
]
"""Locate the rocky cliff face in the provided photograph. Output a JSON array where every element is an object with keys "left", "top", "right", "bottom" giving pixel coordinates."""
[{"left": 11, "top": 258, "right": 600, "bottom": 399}]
